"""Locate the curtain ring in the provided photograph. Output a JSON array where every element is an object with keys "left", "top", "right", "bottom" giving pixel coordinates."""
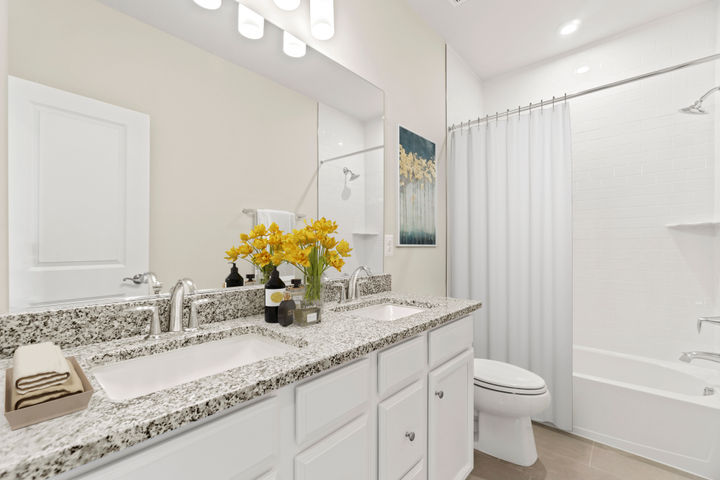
[
  {"left": 564, "top": 93, "right": 568, "bottom": 104},
  {"left": 552, "top": 96, "right": 556, "bottom": 110},
  {"left": 495, "top": 111, "right": 499, "bottom": 124},
  {"left": 506, "top": 108, "right": 510, "bottom": 120}
]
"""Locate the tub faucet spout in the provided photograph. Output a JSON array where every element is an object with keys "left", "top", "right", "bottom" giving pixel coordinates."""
[{"left": 679, "top": 351, "right": 720, "bottom": 364}]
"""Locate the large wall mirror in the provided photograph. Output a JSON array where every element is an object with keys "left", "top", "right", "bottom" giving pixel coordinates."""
[{"left": 7, "top": 0, "right": 384, "bottom": 312}]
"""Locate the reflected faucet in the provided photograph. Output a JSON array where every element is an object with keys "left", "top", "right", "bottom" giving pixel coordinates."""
[
  {"left": 348, "top": 266, "right": 373, "bottom": 301},
  {"left": 168, "top": 278, "right": 197, "bottom": 332},
  {"left": 123, "top": 272, "right": 163, "bottom": 294},
  {"left": 679, "top": 351, "right": 720, "bottom": 364}
]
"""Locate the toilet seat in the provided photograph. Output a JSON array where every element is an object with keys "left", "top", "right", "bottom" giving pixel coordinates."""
[{"left": 473, "top": 359, "right": 547, "bottom": 395}]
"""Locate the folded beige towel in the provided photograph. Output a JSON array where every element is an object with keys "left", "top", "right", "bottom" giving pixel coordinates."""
[
  {"left": 11, "top": 359, "right": 84, "bottom": 410},
  {"left": 13, "top": 342, "right": 70, "bottom": 394}
]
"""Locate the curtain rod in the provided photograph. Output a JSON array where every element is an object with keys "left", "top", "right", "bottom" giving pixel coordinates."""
[
  {"left": 319, "top": 145, "right": 384, "bottom": 165},
  {"left": 448, "top": 52, "right": 720, "bottom": 133}
]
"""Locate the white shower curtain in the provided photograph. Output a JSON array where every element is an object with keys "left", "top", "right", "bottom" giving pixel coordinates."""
[{"left": 448, "top": 104, "right": 573, "bottom": 431}]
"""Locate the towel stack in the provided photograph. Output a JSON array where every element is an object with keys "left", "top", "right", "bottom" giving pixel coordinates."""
[{"left": 10, "top": 342, "right": 83, "bottom": 410}]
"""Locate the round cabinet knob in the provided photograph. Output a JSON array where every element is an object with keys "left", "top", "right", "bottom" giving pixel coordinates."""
[
  {"left": 435, "top": 390, "right": 444, "bottom": 399},
  {"left": 405, "top": 431, "right": 415, "bottom": 442}
]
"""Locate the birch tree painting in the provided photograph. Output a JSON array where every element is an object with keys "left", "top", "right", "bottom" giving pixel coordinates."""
[{"left": 398, "top": 126, "right": 436, "bottom": 246}]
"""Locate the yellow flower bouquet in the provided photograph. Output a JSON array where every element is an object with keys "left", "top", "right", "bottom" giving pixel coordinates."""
[
  {"left": 281, "top": 218, "right": 352, "bottom": 304},
  {"left": 224, "top": 222, "right": 286, "bottom": 284}
]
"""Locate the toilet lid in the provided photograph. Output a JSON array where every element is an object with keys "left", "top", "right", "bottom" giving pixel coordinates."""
[{"left": 473, "top": 359, "right": 547, "bottom": 394}]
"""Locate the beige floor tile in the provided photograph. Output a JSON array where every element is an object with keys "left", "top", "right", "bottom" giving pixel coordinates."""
[
  {"left": 533, "top": 424, "right": 594, "bottom": 466},
  {"left": 590, "top": 443, "right": 704, "bottom": 480}
]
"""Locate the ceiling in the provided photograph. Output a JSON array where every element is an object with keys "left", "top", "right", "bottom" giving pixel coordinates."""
[
  {"left": 98, "top": 0, "right": 383, "bottom": 121},
  {"left": 406, "top": 0, "right": 710, "bottom": 79}
]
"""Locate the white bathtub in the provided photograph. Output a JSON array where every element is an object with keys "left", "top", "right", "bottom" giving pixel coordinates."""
[{"left": 573, "top": 346, "right": 720, "bottom": 479}]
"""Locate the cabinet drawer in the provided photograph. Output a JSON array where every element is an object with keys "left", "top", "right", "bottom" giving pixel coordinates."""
[
  {"left": 296, "top": 358, "right": 370, "bottom": 444},
  {"left": 428, "top": 316, "right": 473, "bottom": 369},
  {"left": 77, "top": 397, "right": 278, "bottom": 480},
  {"left": 401, "top": 461, "right": 425, "bottom": 480},
  {"left": 295, "top": 414, "right": 371, "bottom": 480},
  {"left": 378, "top": 335, "right": 426, "bottom": 398},
  {"left": 378, "top": 380, "right": 426, "bottom": 480}
]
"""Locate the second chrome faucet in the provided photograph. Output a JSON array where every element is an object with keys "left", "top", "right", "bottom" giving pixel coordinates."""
[{"left": 169, "top": 278, "right": 197, "bottom": 333}]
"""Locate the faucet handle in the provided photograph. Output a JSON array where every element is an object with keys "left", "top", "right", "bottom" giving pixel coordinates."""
[
  {"left": 186, "top": 298, "right": 213, "bottom": 332},
  {"left": 130, "top": 305, "right": 161, "bottom": 339}
]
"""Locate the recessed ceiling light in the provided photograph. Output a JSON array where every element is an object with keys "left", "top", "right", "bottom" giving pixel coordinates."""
[
  {"left": 575, "top": 65, "right": 590, "bottom": 74},
  {"left": 559, "top": 19, "right": 581, "bottom": 36},
  {"left": 274, "top": 0, "right": 301, "bottom": 10},
  {"left": 283, "top": 31, "right": 307, "bottom": 58},
  {"left": 193, "top": 0, "right": 222, "bottom": 9}
]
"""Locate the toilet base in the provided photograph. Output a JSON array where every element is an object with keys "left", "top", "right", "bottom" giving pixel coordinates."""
[{"left": 475, "top": 412, "right": 538, "bottom": 467}]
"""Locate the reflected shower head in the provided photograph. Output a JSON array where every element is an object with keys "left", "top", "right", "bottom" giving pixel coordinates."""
[
  {"left": 343, "top": 167, "right": 360, "bottom": 181},
  {"left": 680, "top": 86, "right": 720, "bottom": 115},
  {"left": 680, "top": 102, "right": 708, "bottom": 115}
]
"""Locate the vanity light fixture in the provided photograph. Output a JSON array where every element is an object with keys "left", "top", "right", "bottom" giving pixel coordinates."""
[
  {"left": 559, "top": 19, "right": 581, "bottom": 36},
  {"left": 283, "top": 31, "right": 307, "bottom": 58},
  {"left": 237, "top": 3, "right": 265, "bottom": 40},
  {"left": 193, "top": 0, "right": 222, "bottom": 10},
  {"left": 310, "top": 0, "right": 335, "bottom": 40},
  {"left": 274, "top": 0, "right": 301, "bottom": 11}
]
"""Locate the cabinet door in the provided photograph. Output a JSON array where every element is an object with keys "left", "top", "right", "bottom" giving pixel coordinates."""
[
  {"left": 295, "top": 415, "right": 371, "bottom": 480},
  {"left": 378, "top": 380, "right": 426, "bottom": 480},
  {"left": 427, "top": 349, "right": 473, "bottom": 480}
]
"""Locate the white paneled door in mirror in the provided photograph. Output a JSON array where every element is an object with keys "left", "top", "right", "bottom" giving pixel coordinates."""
[{"left": 9, "top": 77, "right": 150, "bottom": 312}]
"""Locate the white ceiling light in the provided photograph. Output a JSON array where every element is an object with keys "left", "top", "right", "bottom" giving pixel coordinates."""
[
  {"left": 237, "top": 3, "right": 264, "bottom": 39},
  {"left": 575, "top": 65, "right": 590, "bottom": 74},
  {"left": 274, "top": 0, "right": 301, "bottom": 11},
  {"left": 193, "top": 0, "right": 222, "bottom": 10},
  {"left": 283, "top": 31, "right": 307, "bottom": 58},
  {"left": 310, "top": 0, "right": 335, "bottom": 40},
  {"left": 559, "top": 19, "right": 581, "bottom": 36}
]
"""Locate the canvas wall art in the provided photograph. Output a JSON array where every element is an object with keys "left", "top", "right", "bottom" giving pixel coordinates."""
[{"left": 398, "top": 126, "right": 436, "bottom": 246}]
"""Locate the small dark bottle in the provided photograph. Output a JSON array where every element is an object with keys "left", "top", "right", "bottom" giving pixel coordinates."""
[
  {"left": 264, "top": 268, "right": 286, "bottom": 324},
  {"left": 245, "top": 273, "right": 256, "bottom": 285},
  {"left": 224, "top": 263, "right": 244, "bottom": 288},
  {"left": 277, "top": 292, "right": 296, "bottom": 327}
]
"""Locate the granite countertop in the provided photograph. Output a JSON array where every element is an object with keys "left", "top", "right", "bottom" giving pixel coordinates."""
[{"left": 0, "top": 292, "right": 481, "bottom": 480}]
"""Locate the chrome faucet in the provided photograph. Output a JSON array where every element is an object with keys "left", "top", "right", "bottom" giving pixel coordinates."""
[
  {"left": 348, "top": 266, "right": 372, "bottom": 301},
  {"left": 679, "top": 351, "right": 720, "bottom": 364},
  {"left": 168, "top": 278, "right": 197, "bottom": 332},
  {"left": 697, "top": 316, "right": 720, "bottom": 333}
]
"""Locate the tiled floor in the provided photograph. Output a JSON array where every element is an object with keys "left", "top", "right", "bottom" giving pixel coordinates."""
[{"left": 469, "top": 423, "right": 705, "bottom": 480}]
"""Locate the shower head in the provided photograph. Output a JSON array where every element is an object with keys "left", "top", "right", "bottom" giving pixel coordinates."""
[
  {"left": 680, "top": 86, "right": 720, "bottom": 115},
  {"left": 343, "top": 167, "right": 360, "bottom": 181}
]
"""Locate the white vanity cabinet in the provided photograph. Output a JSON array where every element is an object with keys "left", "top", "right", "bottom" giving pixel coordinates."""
[
  {"left": 73, "top": 397, "right": 280, "bottom": 480},
  {"left": 66, "top": 317, "right": 473, "bottom": 480},
  {"left": 427, "top": 350, "right": 474, "bottom": 480}
]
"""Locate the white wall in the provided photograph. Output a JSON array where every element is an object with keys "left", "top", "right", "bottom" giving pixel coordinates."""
[
  {"left": 9, "top": 0, "right": 318, "bottom": 292},
  {"left": 446, "top": 46, "right": 484, "bottom": 127},
  {"left": 483, "top": 2, "right": 720, "bottom": 361},
  {"left": 240, "top": 0, "right": 448, "bottom": 296},
  {"left": 0, "top": 0, "right": 6, "bottom": 312}
]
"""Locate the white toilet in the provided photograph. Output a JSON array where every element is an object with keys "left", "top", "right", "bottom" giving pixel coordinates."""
[{"left": 473, "top": 359, "right": 551, "bottom": 467}]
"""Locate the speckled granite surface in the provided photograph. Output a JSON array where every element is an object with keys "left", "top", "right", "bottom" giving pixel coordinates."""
[
  {"left": 0, "top": 274, "right": 391, "bottom": 359},
  {"left": 0, "top": 291, "right": 479, "bottom": 480}
]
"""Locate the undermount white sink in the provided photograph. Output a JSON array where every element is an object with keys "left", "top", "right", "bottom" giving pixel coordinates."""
[
  {"left": 351, "top": 303, "right": 426, "bottom": 321},
  {"left": 93, "top": 334, "right": 297, "bottom": 401}
]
